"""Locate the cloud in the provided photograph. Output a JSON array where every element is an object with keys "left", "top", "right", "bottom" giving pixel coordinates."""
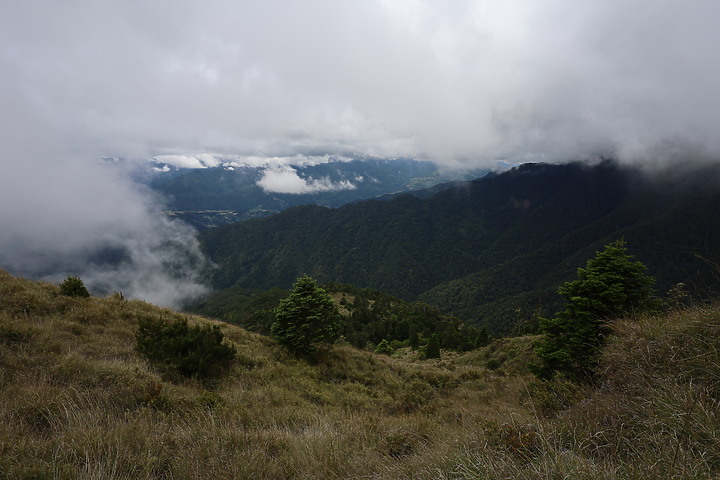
[
  {"left": 3, "top": 0, "right": 719, "bottom": 168},
  {"left": 3, "top": 0, "right": 719, "bottom": 154},
  {"left": 153, "top": 153, "right": 355, "bottom": 170},
  {"left": 0, "top": 144, "right": 209, "bottom": 307},
  {"left": 257, "top": 165, "right": 357, "bottom": 194},
  {"left": 0, "top": 59, "right": 208, "bottom": 307},
  {"left": 153, "top": 154, "right": 225, "bottom": 169}
]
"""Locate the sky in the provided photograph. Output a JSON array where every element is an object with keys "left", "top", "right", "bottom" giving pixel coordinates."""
[{"left": 1, "top": 0, "right": 719, "bottom": 304}]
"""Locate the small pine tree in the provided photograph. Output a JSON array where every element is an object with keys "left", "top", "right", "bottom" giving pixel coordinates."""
[
  {"left": 534, "top": 239, "right": 657, "bottom": 381},
  {"left": 375, "top": 339, "right": 393, "bottom": 355},
  {"left": 424, "top": 333, "right": 441, "bottom": 359},
  {"left": 60, "top": 275, "right": 90, "bottom": 298},
  {"left": 270, "top": 276, "right": 342, "bottom": 356}
]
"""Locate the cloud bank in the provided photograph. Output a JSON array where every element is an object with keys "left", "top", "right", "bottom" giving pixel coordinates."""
[{"left": 3, "top": 1, "right": 719, "bottom": 166}]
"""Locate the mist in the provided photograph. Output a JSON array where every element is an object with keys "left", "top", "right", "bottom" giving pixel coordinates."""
[{"left": 2, "top": 1, "right": 719, "bottom": 303}]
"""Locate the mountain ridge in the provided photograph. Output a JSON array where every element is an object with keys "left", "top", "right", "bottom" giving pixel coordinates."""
[{"left": 199, "top": 160, "right": 720, "bottom": 332}]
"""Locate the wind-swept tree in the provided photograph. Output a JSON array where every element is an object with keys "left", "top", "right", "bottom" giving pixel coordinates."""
[
  {"left": 271, "top": 276, "right": 342, "bottom": 356},
  {"left": 534, "top": 239, "right": 657, "bottom": 381}
]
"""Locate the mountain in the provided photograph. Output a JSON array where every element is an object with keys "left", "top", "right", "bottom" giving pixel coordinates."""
[
  {"left": 199, "top": 160, "right": 720, "bottom": 333},
  {"left": 147, "top": 157, "right": 490, "bottom": 229}
]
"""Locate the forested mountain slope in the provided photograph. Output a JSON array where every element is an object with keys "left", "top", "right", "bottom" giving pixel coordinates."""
[{"left": 200, "top": 160, "right": 720, "bottom": 332}]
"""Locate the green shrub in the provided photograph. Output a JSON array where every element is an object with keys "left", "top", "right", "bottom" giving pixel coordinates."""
[
  {"left": 375, "top": 339, "right": 393, "bottom": 355},
  {"left": 486, "top": 359, "right": 501, "bottom": 370},
  {"left": 136, "top": 317, "right": 236, "bottom": 380},
  {"left": 59, "top": 275, "right": 90, "bottom": 298}
]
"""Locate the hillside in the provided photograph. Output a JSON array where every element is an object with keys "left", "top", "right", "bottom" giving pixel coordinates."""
[
  {"left": 199, "top": 160, "right": 720, "bottom": 332},
  {"left": 2, "top": 271, "right": 719, "bottom": 479}
]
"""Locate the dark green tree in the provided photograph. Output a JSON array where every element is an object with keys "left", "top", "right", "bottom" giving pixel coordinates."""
[
  {"left": 476, "top": 326, "right": 490, "bottom": 347},
  {"left": 408, "top": 330, "right": 420, "bottom": 351},
  {"left": 270, "top": 276, "right": 342, "bottom": 356},
  {"left": 60, "top": 275, "right": 90, "bottom": 298},
  {"left": 534, "top": 239, "right": 657, "bottom": 381},
  {"left": 424, "top": 333, "right": 441, "bottom": 359}
]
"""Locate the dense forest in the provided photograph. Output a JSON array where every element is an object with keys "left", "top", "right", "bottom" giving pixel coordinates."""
[
  {"left": 199, "top": 160, "right": 720, "bottom": 333},
  {"left": 190, "top": 282, "right": 490, "bottom": 355}
]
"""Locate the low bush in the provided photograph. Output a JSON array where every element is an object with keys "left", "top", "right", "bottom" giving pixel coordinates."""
[{"left": 135, "top": 316, "right": 236, "bottom": 380}]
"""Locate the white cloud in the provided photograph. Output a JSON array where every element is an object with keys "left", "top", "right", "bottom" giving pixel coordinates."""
[
  {"left": 154, "top": 153, "right": 355, "bottom": 170},
  {"left": 154, "top": 154, "right": 223, "bottom": 169},
  {"left": 257, "top": 165, "right": 357, "bottom": 194}
]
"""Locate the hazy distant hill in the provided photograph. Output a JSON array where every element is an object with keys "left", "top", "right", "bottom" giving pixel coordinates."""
[
  {"left": 149, "top": 157, "right": 490, "bottom": 229},
  {"left": 199, "top": 160, "right": 720, "bottom": 332}
]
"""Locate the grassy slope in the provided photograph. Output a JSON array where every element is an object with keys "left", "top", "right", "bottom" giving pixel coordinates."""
[{"left": 1, "top": 270, "right": 719, "bottom": 479}]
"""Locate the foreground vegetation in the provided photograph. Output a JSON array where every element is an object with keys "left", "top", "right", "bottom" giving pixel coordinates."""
[{"left": 1, "top": 270, "right": 718, "bottom": 479}]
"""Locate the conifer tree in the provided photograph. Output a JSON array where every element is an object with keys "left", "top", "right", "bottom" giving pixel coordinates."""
[
  {"left": 60, "top": 275, "right": 90, "bottom": 298},
  {"left": 424, "top": 333, "right": 441, "bottom": 359},
  {"left": 375, "top": 339, "right": 393, "bottom": 355},
  {"left": 534, "top": 239, "right": 657, "bottom": 381},
  {"left": 271, "top": 276, "right": 342, "bottom": 356}
]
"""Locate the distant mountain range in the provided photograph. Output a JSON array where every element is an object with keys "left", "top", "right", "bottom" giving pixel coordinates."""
[
  {"left": 198, "top": 160, "right": 720, "bottom": 333},
  {"left": 145, "top": 157, "right": 491, "bottom": 229}
]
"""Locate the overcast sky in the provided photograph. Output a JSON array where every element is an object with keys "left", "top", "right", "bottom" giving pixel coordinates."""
[
  {"left": 3, "top": 0, "right": 720, "bottom": 165},
  {"left": 1, "top": 0, "right": 719, "bottom": 303}
]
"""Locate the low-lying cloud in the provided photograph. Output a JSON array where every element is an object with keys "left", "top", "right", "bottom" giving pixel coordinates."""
[
  {"left": 0, "top": 89, "right": 208, "bottom": 306},
  {"left": 0, "top": 152, "right": 209, "bottom": 307},
  {"left": 257, "top": 165, "right": 357, "bottom": 194}
]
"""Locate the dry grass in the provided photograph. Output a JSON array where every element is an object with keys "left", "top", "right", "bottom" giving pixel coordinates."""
[{"left": 1, "top": 269, "right": 719, "bottom": 479}]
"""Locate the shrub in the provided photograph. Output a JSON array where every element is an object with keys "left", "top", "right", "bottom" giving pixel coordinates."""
[
  {"left": 136, "top": 316, "right": 236, "bottom": 380},
  {"left": 375, "top": 339, "right": 393, "bottom": 355},
  {"left": 59, "top": 275, "right": 90, "bottom": 298},
  {"left": 486, "top": 359, "right": 501, "bottom": 370}
]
